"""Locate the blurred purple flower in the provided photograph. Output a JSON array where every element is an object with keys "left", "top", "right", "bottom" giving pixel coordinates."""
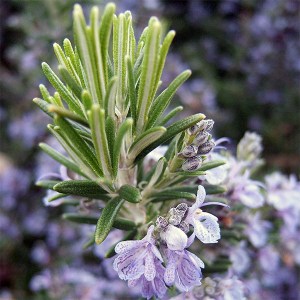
[{"left": 244, "top": 212, "right": 272, "bottom": 248}]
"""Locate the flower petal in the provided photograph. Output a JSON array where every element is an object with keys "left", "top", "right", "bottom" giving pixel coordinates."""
[
  {"left": 176, "top": 253, "right": 202, "bottom": 291},
  {"left": 164, "top": 254, "right": 176, "bottom": 285},
  {"left": 193, "top": 212, "right": 220, "bottom": 243},
  {"left": 141, "top": 276, "right": 155, "bottom": 299},
  {"left": 113, "top": 249, "right": 146, "bottom": 280},
  {"left": 153, "top": 275, "right": 167, "bottom": 298},
  {"left": 186, "top": 250, "right": 205, "bottom": 269},
  {"left": 144, "top": 254, "right": 156, "bottom": 281},
  {"left": 151, "top": 244, "right": 164, "bottom": 262},
  {"left": 191, "top": 185, "right": 206, "bottom": 210},
  {"left": 161, "top": 225, "right": 187, "bottom": 251},
  {"left": 115, "top": 240, "right": 144, "bottom": 254}
]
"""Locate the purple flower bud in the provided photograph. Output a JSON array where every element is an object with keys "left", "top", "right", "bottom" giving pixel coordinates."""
[
  {"left": 176, "top": 203, "right": 188, "bottom": 213},
  {"left": 179, "top": 145, "right": 198, "bottom": 158},
  {"left": 203, "top": 119, "right": 214, "bottom": 132},
  {"left": 193, "top": 131, "right": 210, "bottom": 146},
  {"left": 198, "top": 141, "right": 215, "bottom": 155},
  {"left": 182, "top": 156, "right": 202, "bottom": 172},
  {"left": 178, "top": 221, "right": 190, "bottom": 233},
  {"left": 187, "top": 124, "right": 201, "bottom": 135},
  {"left": 156, "top": 216, "right": 168, "bottom": 230},
  {"left": 168, "top": 208, "right": 182, "bottom": 226}
]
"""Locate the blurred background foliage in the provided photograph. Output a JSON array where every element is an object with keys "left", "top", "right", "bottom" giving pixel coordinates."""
[{"left": 0, "top": 0, "right": 299, "bottom": 299}]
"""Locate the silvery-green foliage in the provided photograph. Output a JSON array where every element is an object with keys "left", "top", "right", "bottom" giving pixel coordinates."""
[{"left": 34, "top": 2, "right": 228, "bottom": 298}]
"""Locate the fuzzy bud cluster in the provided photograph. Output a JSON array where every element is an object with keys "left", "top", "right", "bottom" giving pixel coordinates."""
[
  {"left": 180, "top": 119, "right": 215, "bottom": 172},
  {"left": 156, "top": 203, "right": 189, "bottom": 235}
]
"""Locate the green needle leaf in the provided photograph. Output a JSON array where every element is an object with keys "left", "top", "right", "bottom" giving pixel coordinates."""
[
  {"left": 42, "top": 62, "right": 84, "bottom": 117},
  {"left": 36, "top": 180, "right": 61, "bottom": 190},
  {"left": 118, "top": 184, "right": 141, "bottom": 203},
  {"left": 204, "top": 184, "right": 227, "bottom": 195},
  {"left": 55, "top": 116, "right": 103, "bottom": 177},
  {"left": 128, "top": 127, "right": 166, "bottom": 165},
  {"left": 126, "top": 57, "right": 137, "bottom": 126},
  {"left": 147, "top": 157, "right": 167, "bottom": 187},
  {"left": 198, "top": 160, "right": 226, "bottom": 171},
  {"left": 88, "top": 105, "right": 112, "bottom": 178},
  {"left": 48, "top": 105, "right": 88, "bottom": 126},
  {"left": 53, "top": 180, "right": 109, "bottom": 199},
  {"left": 112, "top": 118, "right": 133, "bottom": 178},
  {"left": 147, "top": 70, "right": 191, "bottom": 129},
  {"left": 39, "top": 142, "right": 85, "bottom": 176},
  {"left": 63, "top": 213, "right": 136, "bottom": 231},
  {"left": 105, "top": 116, "right": 116, "bottom": 157},
  {"left": 58, "top": 65, "right": 83, "bottom": 99},
  {"left": 95, "top": 196, "right": 125, "bottom": 244},
  {"left": 99, "top": 2, "right": 115, "bottom": 86},
  {"left": 33, "top": 98, "right": 54, "bottom": 118},
  {"left": 150, "top": 191, "right": 196, "bottom": 202},
  {"left": 157, "top": 106, "right": 183, "bottom": 126},
  {"left": 136, "top": 17, "right": 161, "bottom": 133}
]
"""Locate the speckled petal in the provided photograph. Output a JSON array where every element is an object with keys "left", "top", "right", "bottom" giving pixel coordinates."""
[
  {"left": 164, "top": 253, "right": 177, "bottom": 285},
  {"left": 144, "top": 254, "right": 156, "bottom": 281},
  {"left": 194, "top": 212, "right": 220, "bottom": 244},
  {"left": 191, "top": 185, "right": 206, "bottom": 211},
  {"left": 115, "top": 240, "right": 144, "bottom": 254}
]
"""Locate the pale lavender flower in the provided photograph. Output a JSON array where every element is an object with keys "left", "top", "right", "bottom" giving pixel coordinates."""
[
  {"left": 244, "top": 212, "right": 272, "bottom": 248},
  {"left": 128, "top": 259, "right": 167, "bottom": 299},
  {"left": 186, "top": 185, "right": 221, "bottom": 244},
  {"left": 217, "top": 276, "right": 247, "bottom": 300},
  {"left": 265, "top": 172, "right": 300, "bottom": 211},
  {"left": 30, "top": 269, "right": 52, "bottom": 291},
  {"left": 164, "top": 246, "right": 204, "bottom": 292},
  {"left": 201, "top": 152, "right": 229, "bottom": 185},
  {"left": 229, "top": 241, "right": 251, "bottom": 275},
  {"left": 230, "top": 171, "right": 265, "bottom": 208},
  {"left": 113, "top": 225, "right": 164, "bottom": 281},
  {"left": 258, "top": 245, "right": 280, "bottom": 272}
]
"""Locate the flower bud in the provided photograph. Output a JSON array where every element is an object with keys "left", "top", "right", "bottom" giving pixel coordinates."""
[
  {"left": 203, "top": 119, "right": 214, "bottom": 132},
  {"left": 178, "top": 221, "right": 189, "bottom": 233},
  {"left": 179, "top": 145, "right": 198, "bottom": 158},
  {"left": 198, "top": 141, "right": 215, "bottom": 155},
  {"left": 182, "top": 155, "right": 202, "bottom": 171},
  {"left": 156, "top": 216, "right": 168, "bottom": 230},
  {"left": 237, "top": 131, "right": 263, "bottom": 162},
  {"left": 193, "top": 131, "right": 210, "bottom": 146},
  {"left": 188, "top": 123, "right": 201, "bottom": 135},
  {"left": 176, "top": 203, "right": 188, "bottom": 215}
]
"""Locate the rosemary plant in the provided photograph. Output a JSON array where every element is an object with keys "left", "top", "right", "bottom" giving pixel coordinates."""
[{"left": 35, "top": 3, "right": 227, "bottom": 298}]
